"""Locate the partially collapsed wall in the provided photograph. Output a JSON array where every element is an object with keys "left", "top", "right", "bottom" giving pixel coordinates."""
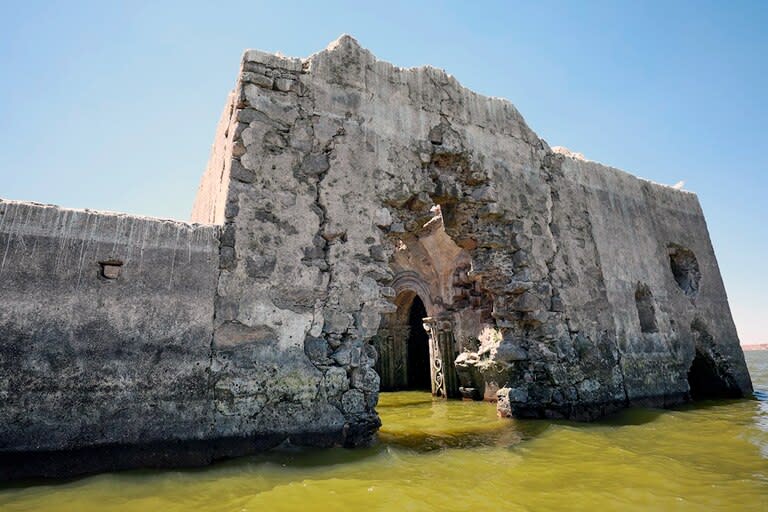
[{"left": 0, "top": 36, "right": 753, "bottom": 479}]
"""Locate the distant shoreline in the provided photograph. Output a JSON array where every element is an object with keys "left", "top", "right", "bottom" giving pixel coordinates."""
[{"left": 742, "top": 343, "right": 768, "bottom": 351}]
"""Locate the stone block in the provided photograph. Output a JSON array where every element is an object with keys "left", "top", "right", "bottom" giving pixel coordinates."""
[{"left": 341, "top": 389, "right": 366, "bottom": 414}]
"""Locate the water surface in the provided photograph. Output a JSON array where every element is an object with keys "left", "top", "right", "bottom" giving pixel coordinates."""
[{"left": 2, "top": 352, "right": 767, "bottom": 511}]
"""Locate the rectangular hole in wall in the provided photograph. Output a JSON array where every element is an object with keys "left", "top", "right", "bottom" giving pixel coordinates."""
[{"left": 99, "top": 260, "right": 124, "bottom": 280}]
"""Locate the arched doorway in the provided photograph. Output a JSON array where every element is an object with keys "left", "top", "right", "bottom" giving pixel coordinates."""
[
  {"left": 374, "top": 285, "right": 459, "bottom": 398},
  {"left": 406, "top": 296, "right": 431, "bottom": 390},
  {"left": 375, "top": 291, "right": 432, "bottom": 392}
]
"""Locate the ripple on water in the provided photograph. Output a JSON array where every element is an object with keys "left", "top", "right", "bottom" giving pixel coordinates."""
[{"left": 0, "top": 352, "right": 766, "bottom": 511}]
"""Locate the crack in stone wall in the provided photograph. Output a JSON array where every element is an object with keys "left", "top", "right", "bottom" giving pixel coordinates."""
[{"left": 202, "top": 44, "right": 385, "bottom": 448}]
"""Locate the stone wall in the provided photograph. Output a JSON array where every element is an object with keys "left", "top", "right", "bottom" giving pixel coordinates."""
[
  {"left": 194, "top": 45, "right": 386, "bottom": 449},
  {"left": 557, "top": 156, "right": 751, "bottom": 406},
  {"left": 0, "top": 35, "right": 753, "bottom": 479},
  {"left": 191, "top": 90, "right": 237, "bottom": 225},
  {"left": 0, "top": 200, "right": 219, "bottom": 478},
  {"left": 202, "top": 35, "right": 750, "bottom": 429}
]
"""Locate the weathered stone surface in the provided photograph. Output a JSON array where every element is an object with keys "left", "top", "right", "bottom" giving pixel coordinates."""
[
  {"left": 0, "top": 201, "right": 219, "bottom": 478},
  {"left": 304, "top": 36, "right": 747, "bottom": 420},
  {"left": 0, "top": 34, "right": 753, "bottom": 479},
  {"left": 342, "top": 389, "right": 366, "bottom": 415}
]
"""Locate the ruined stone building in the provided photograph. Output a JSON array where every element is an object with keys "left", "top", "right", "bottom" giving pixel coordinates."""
[{"left": 0, "top": 36, "right": 753, "bottom": 479}]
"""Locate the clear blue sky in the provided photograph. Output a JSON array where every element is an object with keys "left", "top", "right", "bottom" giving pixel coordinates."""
[{"left": 1, "top": 1, "right": 765, "bottom": 344}]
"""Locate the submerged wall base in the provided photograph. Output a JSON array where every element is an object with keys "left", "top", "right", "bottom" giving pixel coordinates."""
[{"left": 0, "top": 426, "right": 381, "bottom": 481}]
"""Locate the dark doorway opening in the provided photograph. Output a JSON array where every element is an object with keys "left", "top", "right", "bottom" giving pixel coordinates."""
[
  {"left": 687, "top": 349, "right": 740, "bottom": 400},
  {"left": 406, "top": 296, "right": 431, "bottom": 390}
]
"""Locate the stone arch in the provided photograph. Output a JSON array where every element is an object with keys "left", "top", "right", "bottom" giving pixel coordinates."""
[
  {"left": 402, "top": 293, "right": 431, "bottom": 390},
  {"left": 374, "top": 280, "right": 434, "bottom": 392},
  {"left": 686, "top": 318, "right": 741, "bottom": 400},
  {"left": 391, "top": 271, "right": 437, "bottom": 318},
  {"left": 372, "top": 204, "right": 469, "bottom": 399},
  {"left": 687, "top": 349, "right": 731, "bottom": 400}
]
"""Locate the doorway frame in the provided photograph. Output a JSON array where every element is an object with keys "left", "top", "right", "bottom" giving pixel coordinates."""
[{"left": 374, "top": 272, "right": 459, "bottom": 398}]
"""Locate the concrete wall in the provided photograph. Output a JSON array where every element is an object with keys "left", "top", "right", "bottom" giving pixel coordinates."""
[{"left": 0, "top": 200, "right": 219, "bottom": 477}]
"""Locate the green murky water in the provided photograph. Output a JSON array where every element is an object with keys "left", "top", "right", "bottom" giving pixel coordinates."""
[{"left": 2, "top": 352, "right": 767, "bottom": 511}]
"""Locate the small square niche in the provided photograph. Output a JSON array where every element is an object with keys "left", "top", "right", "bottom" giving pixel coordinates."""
[{"left": 99, "top": 260, "right": 124, "bottom": 280}]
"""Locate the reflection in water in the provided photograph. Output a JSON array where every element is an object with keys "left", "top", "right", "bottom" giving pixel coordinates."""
[
  {"left": 1, "top": 352, "right": 767, "bottom": 511},
  {"left": 376, "top": 391, "right": 546, "bottom": 451}
]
